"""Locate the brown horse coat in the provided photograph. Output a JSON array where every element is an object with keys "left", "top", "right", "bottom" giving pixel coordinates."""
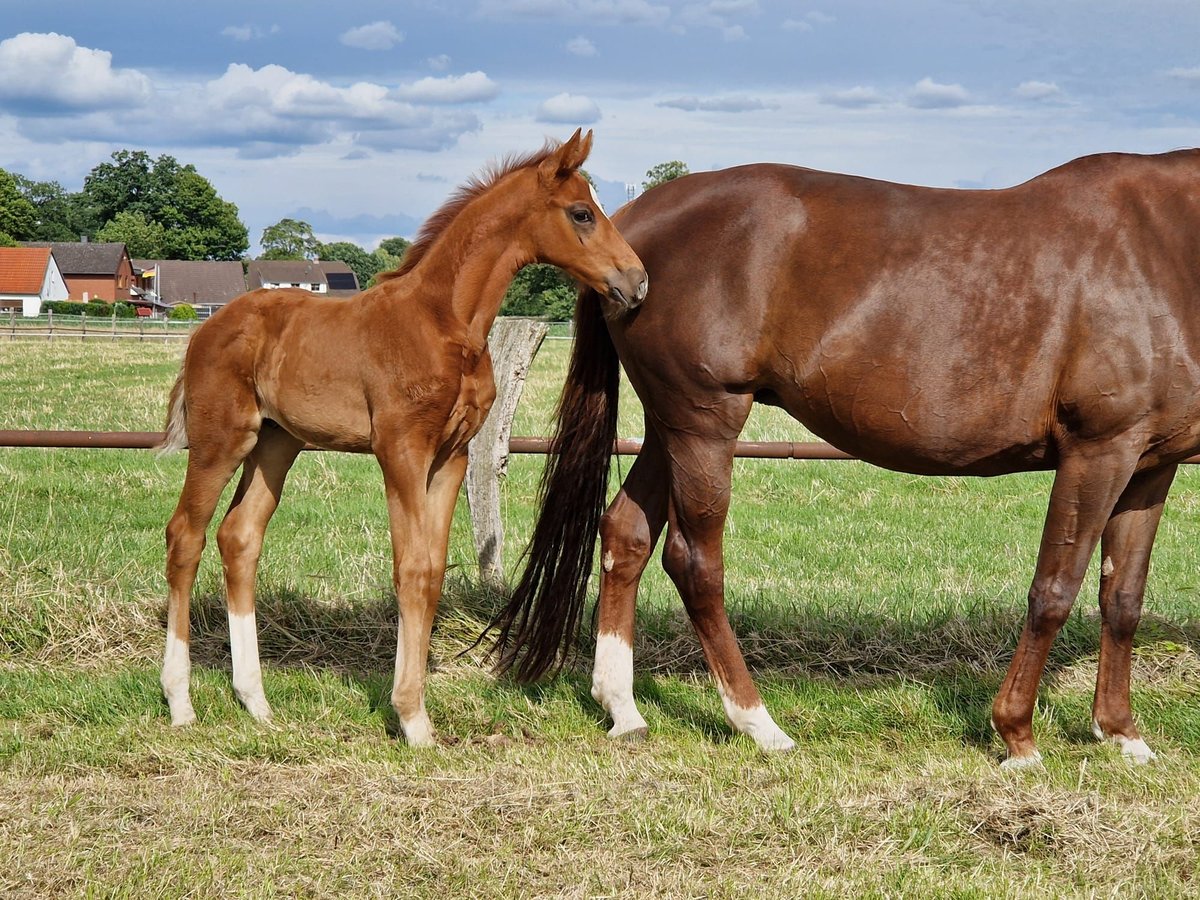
[
  {"left": 159, "top": 130, "right": 646, "bottom": 745},
  {"left": 493, "top": 149, "right": 1200, "bottom": 765}
]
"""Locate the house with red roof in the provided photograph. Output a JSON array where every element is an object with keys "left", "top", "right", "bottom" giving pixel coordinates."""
[
  {"left": 20, "top": 241, "right": 134, "bottom": 304},
  {"left": 0, "top": 246, "right": 69, "bottom": 317}
]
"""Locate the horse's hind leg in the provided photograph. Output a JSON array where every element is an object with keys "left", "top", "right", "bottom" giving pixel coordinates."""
[
  {"left": 163, "top": 444, "right": 248, "bottom": 725},
  {"left": 991, "top": 447, "right": 1140, "bottom": 768},
  {"left": 592, "top": 430, "right": 669, "bottom": 740},
  {"left": 215, "top": 425, "right": 304, "bottom": 721},
  {"left": 1090, "top": 464, "right": 1176, "bottom": 764},
  {"left": 658, "top": 421, "right": 795, "bottom": 752}
]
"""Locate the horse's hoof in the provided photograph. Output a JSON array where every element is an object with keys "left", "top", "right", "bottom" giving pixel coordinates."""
[
  {"left": 999, "top": 750, "right": 1044, "bottom": 771},
  {"left": 1117, "top": 737, "right": 1157, "bottom": 765},
  {"left": 610, "top": 725, "right": 649, "bottom": 742}
]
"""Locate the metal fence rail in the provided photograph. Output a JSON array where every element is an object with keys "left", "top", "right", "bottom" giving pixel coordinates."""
[
  {"left": 5, "top": 430, "right": 1199, "bottom": 465},
  {"left": 0, "top": 430, "right": 856, "bottom": 459}
]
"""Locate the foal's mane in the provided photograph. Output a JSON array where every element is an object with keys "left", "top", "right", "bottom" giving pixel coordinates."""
[{"left": 377, "top": 140, "right": 564, "bottom": 283}]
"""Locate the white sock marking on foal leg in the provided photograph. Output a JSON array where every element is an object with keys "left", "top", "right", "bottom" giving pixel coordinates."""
[
  {"left": 161, "top": 629, "right": 196, "bottom": 726},
  {"left": 591, "top": 633, "right": 648, "bottom": 739},
  {"left": 716, "top": 682, "right": 795, "bottom": 751},
  {"left": 229, "top": 610, "right": 272, "bottom": 721},
  {"left": 1092, "top": 718, "right": 1156, "bottom": 764}
]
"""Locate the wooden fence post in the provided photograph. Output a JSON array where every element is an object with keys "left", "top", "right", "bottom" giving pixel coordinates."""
[{"left": 466, "top": 318, "right": 550, "bottom": 582}]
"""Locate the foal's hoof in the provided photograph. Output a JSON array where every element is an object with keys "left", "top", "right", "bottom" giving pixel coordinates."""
[
  {"left": 609, "top": 725, "right": 649, "bottom": 743},
  {"left": 999, "top": 750, "right": 1044, "bottom": 771},
  {"left": 1118, "top": 738, "right": 1157, "bottom": 765},
  {"left": 169, "top": 710, "right": 197, "bottom": 728},
  {"left": 1092, "top": 721, "right": 1157, "bottom": 764}
]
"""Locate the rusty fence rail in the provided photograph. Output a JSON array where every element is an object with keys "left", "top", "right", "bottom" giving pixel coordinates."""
[
  {"left": 0, "top": 430, "right": 855, "bottom": 459},
  {"left": 5, "top": 430, "right": 1200, "bottom": 465}
]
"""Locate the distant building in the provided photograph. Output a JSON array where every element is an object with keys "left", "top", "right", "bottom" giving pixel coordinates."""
[
  {"left": 0, "top": 246, "right": 69, "bottom": 317},
  {"left": 134, "top": 259, "right": 247, "bottom": 318},
  {"left": 246, "top": 259, "right": 361, "bottom": 299},
  {"left": 21, "top": 241, "right": 134, "bottom": 303}
]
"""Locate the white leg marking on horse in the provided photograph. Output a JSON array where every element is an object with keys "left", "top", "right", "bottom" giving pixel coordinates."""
[
  {"left": 1101, "top": 556, "right": 1115, "bottom": 576},
  {"left": 229, "top": 610, "right": 272, "bottom": 721},
  {"left": 591, "top": 633, "right": 648, "bottom": 739},
  {"left": 401, "top": 710, "right": 436, "bottom": 748},
  {"left": 716, "top": 683, "right": 795, "bottom": 752},
  {"left": 161, "top": 630, "right": 196, "bottom": 726},
  {"left": 1092, "top": 719, "right": 1156, "bottom": 764},
  {"left": 999, "top": 750, "right": 1045, "bottom": 771}
]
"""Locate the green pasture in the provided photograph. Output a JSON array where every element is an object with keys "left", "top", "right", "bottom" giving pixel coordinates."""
[{"left": 1, "top": 337, "right": 1199, "bottom": 898}]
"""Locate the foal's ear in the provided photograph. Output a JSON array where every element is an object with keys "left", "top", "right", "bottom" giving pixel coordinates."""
[{"left": 539, "top": 128, "right": 593, "bottom": 184}]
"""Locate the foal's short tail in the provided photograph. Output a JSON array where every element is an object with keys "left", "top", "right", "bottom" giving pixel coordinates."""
[
  {"left": 487, "top": 288, "right": 620, "bottom": 682},
  {"left": 157, "top": 367, "right": 189, "bottom": 454}
]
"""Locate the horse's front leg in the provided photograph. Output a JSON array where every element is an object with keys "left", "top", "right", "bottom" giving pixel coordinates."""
[
  {"left": 592, "top": 429, "right": 669, "bottom": 740},
  {"left": 377, "top": 440, "right": 467, "bottom": 747}
]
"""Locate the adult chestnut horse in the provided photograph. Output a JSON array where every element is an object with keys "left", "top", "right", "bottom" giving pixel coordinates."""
[
  {"left": 491, "top": 148, "right": 1200, "bottom": 767},
  {"left": 158, "top": 130, "right": 646, "bottom": 746}
]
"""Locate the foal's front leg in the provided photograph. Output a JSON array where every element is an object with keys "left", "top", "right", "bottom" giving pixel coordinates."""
[{"left": 377, "top": 443, "right": 468, "bottom": 746}]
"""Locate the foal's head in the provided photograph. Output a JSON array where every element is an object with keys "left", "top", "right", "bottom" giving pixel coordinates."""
[{"left": 524, "top": 129, "right": 648, "bottom": 318}]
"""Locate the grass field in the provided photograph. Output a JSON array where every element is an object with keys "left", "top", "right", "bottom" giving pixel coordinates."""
[{"left": 2, "top": 337, "right": 1199, "bottom": 898}]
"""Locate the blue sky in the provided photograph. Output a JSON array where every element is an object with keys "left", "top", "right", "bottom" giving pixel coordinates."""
[{"left": 2, "top": 1, "right": 1199, "bottom": 252}]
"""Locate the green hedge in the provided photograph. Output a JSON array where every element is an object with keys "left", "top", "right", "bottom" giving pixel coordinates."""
[
  {"left": 44, "top": 301, "right": 137, "bottom": 318},
  {"left": 168, "top": 303, "right": 198, "bottom": 321}
]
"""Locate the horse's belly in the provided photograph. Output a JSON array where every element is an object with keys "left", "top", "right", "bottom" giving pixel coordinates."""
[{"left": 780, "top": 376, "right": 1054, "bottom": 475}]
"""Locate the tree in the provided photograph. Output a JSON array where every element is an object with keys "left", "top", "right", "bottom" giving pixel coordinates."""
[
  {"left": 0, "top": 169, "right": 38, "bottom": 240},
  {"left": 11, "top": 174, "right": 93, "bottom": 241},
  {"left": 82, "top": 150, "right": 248, "bottom": 259},
  {"left": 82, "top": 149, "right": 156, "bottom": 224},
  {"left": 642, "top": 160, "right": 690, "bottom": 192},
  {"left": 318, "top": 240, "right": 381, "bottom": 288},
  {"left": 156, "top": 169, "right": 248, "bottom": 260},
  {"left": 378, "top": 236, "right": 412, "bottom": 258},
  {"left": 96, "top": 211, "right": 167, "bottom": 258},
  {"left": 499, "top": 264, "right": 577, "bottom": 321},
  {"left": 260, "top": 218, "right": 319, "bottom": 260}
]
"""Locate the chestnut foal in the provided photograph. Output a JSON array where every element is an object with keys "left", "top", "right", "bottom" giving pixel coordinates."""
[{"left": 159, "top": 130, "right": 646, "bottom": 745}]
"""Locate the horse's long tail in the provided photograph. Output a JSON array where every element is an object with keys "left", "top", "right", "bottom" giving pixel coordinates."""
[
  {"left": 157, "top": 366, "right": 189, "bottom": 454},
  {"left": 487, "top": 288, "right": 620, "bottom": 682}
]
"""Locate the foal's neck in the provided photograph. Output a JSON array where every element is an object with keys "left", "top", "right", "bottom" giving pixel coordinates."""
[{"left": 398, "top": 173, "right": 538, "bottom": 352}]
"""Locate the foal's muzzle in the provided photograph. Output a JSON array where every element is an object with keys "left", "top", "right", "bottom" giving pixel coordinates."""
[{"left": 602, "top": 267, "right": 649, "bottom": 319}]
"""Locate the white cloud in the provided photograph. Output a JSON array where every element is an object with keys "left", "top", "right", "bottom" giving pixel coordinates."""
[
  {"left": 566, "top": 36, "right": 598, "bottom": 56},
  {"left": 428, "top": 54, "right": 452, "bottom": 71},
  {"left": 1166, "top": 66, "right": 1200, "bottom": 81},
  {"left": 782, "top": 19, "right": 813, "bottom": 32},
  {"left": 536, "top": 92, "right": 602, "bottom": 124},
  {"left": 477, "top": 0, "right": 670, "bottom": 26},
  {"left": 908, "top": 77, "right": 971, "bottom": 109},
  {"left": 0, "top": 32, "right": 152, "bottom": 112},
  {"left": 221, "top": 24, "right": 280, "bottom": 41},
  {"left": 394, "top": 72, "right": 499, "bottom": 104},
  {"left": 659, "top": 95, "right": 774, "bottom": 112},
  {"left": 1015, "top": 80, "right": 1062, "bottom": 100},
  {"left": 339, "top": 21, "right": 404, "bottom": 51},
  {"left": 820, "top": 86, "right": 885, "bottom": 108}
]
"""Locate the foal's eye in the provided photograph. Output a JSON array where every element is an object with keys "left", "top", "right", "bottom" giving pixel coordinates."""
[{"left": 571, "top": 208, "right": 594, "bottom": 225}]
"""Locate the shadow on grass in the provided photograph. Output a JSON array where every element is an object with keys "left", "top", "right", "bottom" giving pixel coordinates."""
[{"left": 166, "top": 576, "right": 1200, "bottom": 751}]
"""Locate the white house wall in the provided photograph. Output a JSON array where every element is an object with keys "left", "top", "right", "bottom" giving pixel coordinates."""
[{"left": 32, "top": 259, "right": 70, "bottom": 317}]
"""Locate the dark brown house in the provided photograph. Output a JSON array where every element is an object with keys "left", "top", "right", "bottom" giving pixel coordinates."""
[
  {"left": 21, "top": 241, "right": 134, "bottom": 304},
  {"left": 135, "top": 260, "right": 247, "bottom": 311}
]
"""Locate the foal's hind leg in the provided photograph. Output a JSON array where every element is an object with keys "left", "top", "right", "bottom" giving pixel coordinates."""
[
  {"left": 162, "top": 443, "right": 250, "bottom": 725},
  {"left": 658, "top": 422, "right": 795, "bottom": 752},
  {"left": 592, "top": 431, "right": 669, "bottom": 740},
  {"left": 1090, "top": 464, "right": 1176, "bottom": 764},
  {"left": 991, "top": 447, "right": 1140, "bottom": 768},
  {"left": 215, "top": 426, "right": 304, "bottom": 721}
]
